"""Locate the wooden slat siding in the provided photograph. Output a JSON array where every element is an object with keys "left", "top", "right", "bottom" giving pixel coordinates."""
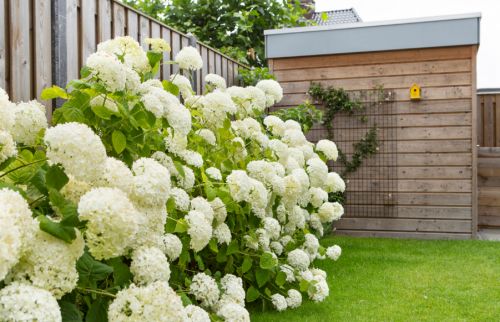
[
  {"left": 126, "top": 10, "right": 138, "bottom": 39},
  {"left": 470, "top": 46, "right": 478, "bottom": 237},
  {"left": 482, "top": 95, "right": 495, "bottom": 146},
  {"left": 335, "top": 230, "right": 471, "bottom": 240},
  {"left": 197, "top": 44, "right": 202, "bottom": 94},
  {"left": 34, "top": 0, "right": 52, "bottom": 117},
  {"left": 477, "top": 95, "right": 483, "bottom": 146},
  {"left": 496, "top": 95, "right": 500, "bottom": 147},
  {"left": 477, "top": 147, "right": 500, "bottom": 228},
  {"left": 222, "top": 57, "right": 228, "bottom": 82},
  {"left": 10, "top": 0, "right": 31, "bottom": 101},
  {"left": 150, "top": 22, "right": 161, "bottom": 78},
  {"left": 273, "top": 46, "right": 473, "bottom": 71},
  {"left": 477, "top": 94, "right": 500, "bottom": 147},
  {"left": 0, "top": 0, "right": 6, "bottom": 89},
  {"left": 208, "top": 50, "right": 215, "bottom": 74},
  {"left": 139, "top": 15, "right": 150, "bottom": 49},
  {"left": 227, "top": 62, "right": 234, "bottom": 86},
  {"left": 200, "top": 46, "right": 208, "bottom": 92},
  {"left": 98, "top": 0, "right": 112, "bottom": 42},
  {"left": 281, "top": 73, "right": 472, "bottom": 93},
  {"left": 181, "top": 36, "right": 188, "bottom": 49},
  {"left": 81, "top": 0, "right": 97, "bottom": 64},
  {"left": 233, "top": 62, "right": 239, "bottom": 85},
  {"left": 66, "top": 0, "right": 79, "bottom": 81},
  {"left": 271, "top": 46, "right": 476, "bottom": 238},
  {"left": 171, "top": 32, "right": 180, "bottom": 74},
  {"left": 215, "top": 53, "right": 222, "bottom": 75},
  {"left": 112, "top": 3, "right": 126, "bottom": 37}
]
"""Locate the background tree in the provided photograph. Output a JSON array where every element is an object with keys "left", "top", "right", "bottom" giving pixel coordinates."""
[{"left": 123, "top": 0, "right": 310, "bottom": 66}]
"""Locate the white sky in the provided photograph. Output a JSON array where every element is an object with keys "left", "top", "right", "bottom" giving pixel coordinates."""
[{"left": 315, "top": 0, "right": 500, "bottom": 88}]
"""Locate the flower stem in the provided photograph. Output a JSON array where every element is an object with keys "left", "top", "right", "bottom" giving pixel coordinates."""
[
  {"left": 0, "top": 158, "right": 47, "bottom": 178},
  {"left": 76, "top": 287, "right": 116, "bottom": 298}
]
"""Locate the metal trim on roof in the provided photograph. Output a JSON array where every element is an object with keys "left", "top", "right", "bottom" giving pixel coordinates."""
[{"left": 265, "top": 13, "right": 481, "bottom": 58}]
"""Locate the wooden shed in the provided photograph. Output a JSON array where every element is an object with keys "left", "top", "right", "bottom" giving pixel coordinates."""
[{"left": 265, "top": 13, "right": 481, "bottom": 239}]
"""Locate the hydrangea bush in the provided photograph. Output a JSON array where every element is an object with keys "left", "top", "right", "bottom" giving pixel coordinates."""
[{"left": 0, "top": 36, "right": 345, "bottom": 321}]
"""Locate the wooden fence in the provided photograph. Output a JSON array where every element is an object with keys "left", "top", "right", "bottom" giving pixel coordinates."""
[
  {"left": 0, "top": 0, "right": 246, "bottom": 115},
  {"left": 477, "top": 147, "right": 500, "bottom": 228},
  {"left": 477, "top": 92, "right": 500, "bottom": 147}
]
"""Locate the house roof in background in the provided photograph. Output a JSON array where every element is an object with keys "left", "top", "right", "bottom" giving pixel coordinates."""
[
  {"left": 477, "top": 88, "right": 500, "bottom": 94},
  {"left": 311, "top": 8, "right": 362, "bottom": 25}
]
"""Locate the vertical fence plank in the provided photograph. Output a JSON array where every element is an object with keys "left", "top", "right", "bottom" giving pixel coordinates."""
[
  {"left": 139, "top": 15, "right": 150, "bottom": 49},
  {"left": 233, "top": 62, "right": 239, "bottom": 85},
  {"left": 484, "top": 95, "right": 495, "bottom": 146},
  {"left": 161, "top": 27, "right": 171, "bottom": 80},
  {"left": 66, "top": 0, "right": 79, "bottom": 81},
  {"left": 171, "top": 32, "right": 180, "bottom": 74},
  {"left": 208, "top": 50, "right": 215, "bottom": 74},
  {"left": 113, "top": 3, "right": 125, "bottom": 37},
  {"left": 222, "top": 57, "right": 228, "bottom": 81},
  {"left": 495, "top": 95, "right": 500, "bottom": 147},
  {"left": 34, "top": 0, "right": 52, "bottom": 115},
  {"left": 150, "top": 22, "right": 161, "bottom": 79},
  {"left": 98, "top": 0, "right": 112, "bottom": 42},
  {"left": 201, "top": 46, "right": 208, "bottom": 92},
  {"left": 127, "top": 10, "right": 138, "bottom": 39},
  {"left": 0, "top": 0, "right": 6, "bottom": 89},
  {"left": 227, "top": 61, "right": 233, "bottom": 86},
  {"left": 81, "top": 0, "right": 97, "bottom": 63},
  {"left": 215, "top": 54, "right": 221, "bottom": 75},
  {"left": 181, "top": 36, "right": 188, "bottom": 48},
  {"left": 10, "top": 0, "right": 31, "bottom": 101},
  {"left": 477, "top": 96, "right": 483, "bottom": 146}
]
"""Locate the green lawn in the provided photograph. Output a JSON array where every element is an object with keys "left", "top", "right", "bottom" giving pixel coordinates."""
[{"left": 252, "top": 236, "right": 500, "bottom": 322}]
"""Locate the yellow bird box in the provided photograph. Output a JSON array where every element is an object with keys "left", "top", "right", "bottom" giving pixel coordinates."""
[{"left": 410, "top": 84, "right": 421, "bottom": 100}]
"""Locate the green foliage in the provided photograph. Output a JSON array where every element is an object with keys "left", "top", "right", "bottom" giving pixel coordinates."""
[
  {"left": 238, "top": 67, "right": 276, "bottom": 86},
  {"left": 338, "top": 126, "right": 378, "bottom": 177},
  {"left": 123, "top": 0, "right": 310, "bottom": 66},
  {"left": 272, "top": 102, "right": 323, "bottom": 133}
]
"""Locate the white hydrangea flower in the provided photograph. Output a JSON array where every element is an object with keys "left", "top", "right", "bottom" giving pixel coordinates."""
[
  {"left": 170, "top": 187, "right": 190, "bottom": 211},
  {"left": 125, "top": 66, "right": 141, "bottom": 92},
  {"left": 86, "top": 51, "right": 127, "bottom": 92},
  {"left": 316, "top": 139, "right": 338, "bottom": 161},
  {"left": 170, "top": 74, "right": 193, "bottom": 99},
  {"left": 90, "top": 95, "right": 119, "bottom": 113},
  {"left": 152, "top": 151, "right": 177, "bottom": 174},
  {"left": 324, "top": 172, "right": 346, "bottom": 193},
  {"left": 256, "top": 79, "right": 283, "bottom": 107},
  {"left": 45, "top": 122, "right": 106, "bottom": 182},
  {"left": 309, "top": 187, "right": 329, "bottom": 208},
  {"left": 205, "top": 74, "right": 227, "bottom": 90},
  {"left": 211, "top": 197, "right": 227, "bottom": 224},
  {"left": 7, "top": 228, "right": 84, "bottom": 299},
  {"left": 190, "top": 272, "right": 220, "bottom": 308},
  {"left": 282, "top": 129, "right": 307, "bottom": 147},
  {"left": 286, "top": 289, "right": 302, "bottom": 309},
  {"left": 108, "top": 281, "right": 188, "bottom": 322},
  {"left": 256, "top": 229, "right": 271, "bottom": 251},
  {"left": 185, "top": 304, "right": 211, "bottom": 322},
  {"left": 262, "top": 217, "right": 281, "bottom": 240},
  {"left": 206, "top": 167, "right": 222, "bottom": 181},
  {"left": 10, "top": 101, "right": 48, "bottom": 145},
  {"left": 161, "top": 234, "right": 183, "bottom": 261},
  {"left": 196, "top": 128, "right": 216, "bottom": 145},
  {"left": 203, "top": 91, "right": 237, "bottom": 114},
  {"left": 0, "top": 189, "right": 38, "bottom": 281},
  {"left": 0, "top": 282, "right": 61, "bottom": 322},
  {"left": 78, "top": 187, "right": 141, "bottom": 260},
  {"left": 214, "top": 223, "right": 232, "bottom": 245},
  {"left": 145, "top": 37, "right": 171, "bottom": 52},
  {"left": 303, "top": 233, "right": 320, "bottom": 260},
  {"left": 226, "top": 170, "right": 252, "bottom": 202},
  {"left": 96, "top": 157, "right": 134, "bottom": 195},
  {"left": 97, "top": 36, "right": 150, "bottom": 73},
  {"left": 306, "top": 157, "right": 329, "bottom": 188},
  {"left": 326, "top": 245, "right": 342, "bottom": 261},
  {"left": 220, "top": 274, "right": 245, "bottom": 306},
  {"left": 0, "top": 88, "right": 14, "bottom": 131},
  {"left": 131, "top": 158, "right": 171, "bottom": 207},
  {"left": 175, "top": 46, "right": 203, "bottom": 70},
  {"left": 287, "top": 249, "right": 310, "bottom": 271},
  {"left": 246, "top": 86, "right": 267, "bottom": 113},
  {"left": 271, "top": 293, "right": 288, "bottom": 311},
  {"left": 217, "top": 302, "right": 250, "bottom": 322},
  {"left": 178, "top": 165, "right": 195, "bottom": 190},
  {"left": 131, "top": 246, "right": 170, "bottom": 285},
  {"left": 0, "top": 130, "right": 17, "bottom": 164},
  {"left": 270, "top": 241, "right": 283, "bottom": 256},
  {"left": 318, "top": 201, "right": 344, "bottom": 223},
  {"left": 186, "top": 210, "right": 212, "bottom": 252},
  {"left": 263, "top": 115, "right": 286, "bottom": 137},
  {"left": 164, "top": 129, "right": 188, "bottom": 154},
  {"left": 309, "top": 213, "right": 324, "bottom": 237},
  {"left": 280, "top": 264, "right": 296, "bottom": 282},
  {"left": 141, "top": 91, "right": 165, "bottom": 117},
  {"left": 307, "top": 275, "right": 329, "bottom": 302},
  {"left": 179, "top": 150, "right": 203, "bottom": 168},
  {"left": 191, "top": 197, "right": 214, "bottom": 223}
]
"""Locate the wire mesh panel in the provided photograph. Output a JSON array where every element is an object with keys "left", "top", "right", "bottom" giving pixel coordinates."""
[{"left": 329, "top": 89, "right": 398, "bottom": 218}]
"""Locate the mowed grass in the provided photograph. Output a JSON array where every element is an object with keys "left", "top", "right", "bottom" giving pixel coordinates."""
[{"left": 252, "top": 236, "right": 500, "bottom": 322}]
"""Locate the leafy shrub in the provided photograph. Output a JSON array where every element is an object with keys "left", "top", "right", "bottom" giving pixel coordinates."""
[
  {"left": 0, "top": 36, "right": 345, "bottom": 321},
  {"left": 272, "top": 102, "right": 323, "bottom": 134},
  {"left": 237, "top": 67, "right": 276, "bottom": 86}
]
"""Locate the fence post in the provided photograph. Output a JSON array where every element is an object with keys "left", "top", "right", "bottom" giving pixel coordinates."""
[
  {"left": 51, "top": 0, "right": 68, "bottom": 107},
  {"left": 187, "top": 33, "right": 198, "bottom": 93}
]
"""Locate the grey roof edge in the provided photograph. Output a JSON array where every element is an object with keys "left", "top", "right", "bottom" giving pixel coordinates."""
[
  {"left": 264, "top": 12, "right": 481, "bottom": 35},
  {"left": 265, "top": 12, "right": 481, "bottom": 59},
  {"left": 477, "top": 88, "right": 500, "bottom": 94}
]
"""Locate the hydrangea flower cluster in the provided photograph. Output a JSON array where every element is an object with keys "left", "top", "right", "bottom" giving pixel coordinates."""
[{"left": 0, "top": 36, "right": 345, "bottom": 320}]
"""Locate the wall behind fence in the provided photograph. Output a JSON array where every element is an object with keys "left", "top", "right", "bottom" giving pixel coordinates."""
[
  {"left": 477, "top": 93, "right": 500, "bottom": 147},
  {"left": 0, "top": 0, "right": 245, "bottom": 115}
]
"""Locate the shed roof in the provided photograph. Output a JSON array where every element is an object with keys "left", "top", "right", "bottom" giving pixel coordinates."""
[
  {"left": 265, "top": 12, "right": 481, "bottom": 59},
  {"left": 311, "top": 8, "right": 362, "bottom": 25}
]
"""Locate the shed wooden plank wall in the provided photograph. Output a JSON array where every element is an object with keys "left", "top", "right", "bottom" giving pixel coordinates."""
[
  {"left": 269, "top": 45, "right": 477, "bottom": 239},
  {"left": 0, "top": 0, "right": 243, "bottom": 110}
]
